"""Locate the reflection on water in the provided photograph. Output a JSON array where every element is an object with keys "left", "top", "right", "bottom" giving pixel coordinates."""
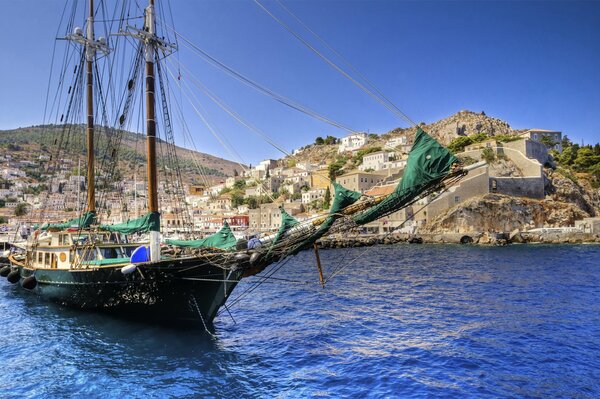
[{"left": 1, "top": 244, "right": 600, "bottom": 398}]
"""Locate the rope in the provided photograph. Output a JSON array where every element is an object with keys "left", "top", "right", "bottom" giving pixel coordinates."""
[
  {"left": 324, "top": 176, "right": 462, "bottom": 282},
  {"left": 254, "top": 0, "right": 417, "bottom": 128},
  {"left": 157, "top": 20, "right": 358, "bottom": 134}
]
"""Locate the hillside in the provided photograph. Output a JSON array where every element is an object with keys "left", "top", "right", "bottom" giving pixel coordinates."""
[
  {"left": 286, "top": 110, "right": 520, "bottom": 177},
  {"left": 0, "top": 125, "right": 242, "bottom": 183}
]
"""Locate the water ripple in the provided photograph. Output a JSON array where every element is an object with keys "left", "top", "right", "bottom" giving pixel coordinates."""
[{"left": 1, "top": 244, "right": 599, "bottom": 398}]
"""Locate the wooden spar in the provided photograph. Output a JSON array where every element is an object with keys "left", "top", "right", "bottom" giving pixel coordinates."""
[
  {"left": 85, "top": 0, "right": 95, "bottom": 212},
  {"left": 145, "top": 60, "right": 158, "bottom": 213},
  {"left": 313, "top": 243, "right": 325, "bottom": 288},
  {"left": 145, "top": 0, "right": 158, "bottom": 214}
]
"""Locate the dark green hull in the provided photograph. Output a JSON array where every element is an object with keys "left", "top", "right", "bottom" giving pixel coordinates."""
[{"left": 6, "top": 258, "right": 242, "bottom": 325}]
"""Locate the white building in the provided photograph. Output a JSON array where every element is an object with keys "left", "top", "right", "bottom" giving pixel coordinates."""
[
  {"left": 302, "top": 188, "right": 326, "bottom": 204},
  {"left": 338, "top": 133, "right": 368, "bottom": 153},
  {"left": 359, "top": 151, "right": 390, "bottom": 171},
  {"left": 383, "top": 136, "right": 408, "bottom": 150}
]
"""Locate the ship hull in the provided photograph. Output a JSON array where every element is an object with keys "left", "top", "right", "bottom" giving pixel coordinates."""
[{"left": 6, "top": 257, "right": 242, "bottom": 325}]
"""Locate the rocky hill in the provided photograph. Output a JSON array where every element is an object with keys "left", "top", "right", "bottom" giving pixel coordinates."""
[
  {"left": 288, "top": 110, "right": 519, "bottom": 169},
  {"left": 0, "top": 125, "right": 242, "bottom": 183},
  {"left": 375, "top": 110, "right": 517, "bottom": 147}
]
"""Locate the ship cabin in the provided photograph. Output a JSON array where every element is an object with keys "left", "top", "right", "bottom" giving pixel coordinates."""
[{"left": 29, "top": 230, "right": 146, "bottom": 270}]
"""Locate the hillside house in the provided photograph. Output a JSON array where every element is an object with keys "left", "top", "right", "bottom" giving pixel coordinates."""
[
  {"left": 520, "top": 129, "right": 562, "bottom": 152},
  {"left": 336, "top": 170, "right": 386, "bottom": 193},
  {"left": 338, "top": 133, "right": 368, "bottom": 153},
  {"left": 302, "top": 188, "right": 325, "bottom": 204}
]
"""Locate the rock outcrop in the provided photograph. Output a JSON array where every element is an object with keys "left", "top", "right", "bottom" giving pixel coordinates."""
[
  {"left": 381, "top": 110, "right": 516, "bottom": 147},
  {"left": 424, "top": 193, "right": 589, "bottom": 233},
  {"left": 546, "top": 169, "right": 598, "bottom": 216}
]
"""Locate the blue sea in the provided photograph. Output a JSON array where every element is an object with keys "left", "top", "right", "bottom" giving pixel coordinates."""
[{"left": 1, "top": 244, "right": 599, "bottom": 398}]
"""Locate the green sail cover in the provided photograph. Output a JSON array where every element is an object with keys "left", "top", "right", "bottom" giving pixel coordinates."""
[
  {"left": 313, "top": 182, "right": 361, "bottom": 237},
  {"left": 165, "top": 222, "right": 237, "bottom": 250},
  {"left": 272, "top": 207, "right": 300, "bottom": 244},
  {"left": 353, "top": 128, "right": 457, "bottom": 225},
  {"left": 41, "top": 211, "right": 96, "bottom": 231},
  {"left": 99, "top": 211, "right": 160, "bottom": 234},
  {"left": 286, "top": 182, "right": 362, "bottom": 255}
]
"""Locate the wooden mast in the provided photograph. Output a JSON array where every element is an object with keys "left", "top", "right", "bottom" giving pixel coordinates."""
[
  {"left": 144, "top": 0, "right": 160, "bottom": 261},
  {"left": 145, "top": 0, "right": 158, "bottom": 215},
  {"left": 85, "top": 0, "right": 96, "bottom": 213}
]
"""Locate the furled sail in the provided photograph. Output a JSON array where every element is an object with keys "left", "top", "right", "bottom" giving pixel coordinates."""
[
  {"left": 166, "top": 221, "right": 237, "bottom": 250},
  {"left": 41, "top": 211, "right": 97, "bottom": 231},
  {"left": 353, "top": 128, "right": 457, "bottom": 225},
  {"left": 99, "top": 212, "right": 160, "bottom": 234},
  {"left": 272, "top": 207, "right": 300, "bottom": 244}
]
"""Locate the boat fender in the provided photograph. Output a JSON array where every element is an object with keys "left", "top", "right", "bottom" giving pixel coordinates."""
[
  {"left": 7, "top": 269, "right": 20, "bottom": 284},
  {"left": 21, "top": 275, "right": 37, "bottom": 290},
  {"left": 249, "top": 252, "right": 262, "bottom": 266},
  {"left": 0, "top": 265, "right": 11, "bottom": 277},
  {"left": 2, "top": 250, "right": 10, "bottom": 258},
  {"left": 121, "top": 264, "right": 137, "bottom": 275}
]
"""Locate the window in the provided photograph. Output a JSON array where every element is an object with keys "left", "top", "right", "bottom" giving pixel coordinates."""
[{"left": 454, "top": 196, "right": 460, "bottom": 203}]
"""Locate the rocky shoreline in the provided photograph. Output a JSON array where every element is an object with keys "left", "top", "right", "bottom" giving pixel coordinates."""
[{"left": 318, "top": 231, "right": 600, "bottom": 249}]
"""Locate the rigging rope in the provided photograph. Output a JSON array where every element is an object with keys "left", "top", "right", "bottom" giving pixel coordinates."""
[
  {"left": 157, "top": 20, "right": 357, "bottom": 134},
  {"left": 254, "top": 0, "right": 417, "bottom": 128}
]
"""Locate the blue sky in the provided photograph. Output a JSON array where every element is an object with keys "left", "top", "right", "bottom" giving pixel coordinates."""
[{"left": 1, "top": 0, "right": 599, "bottom": 164}]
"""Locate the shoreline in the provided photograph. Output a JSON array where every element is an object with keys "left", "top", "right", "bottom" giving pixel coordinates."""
[{"left": 318, "top": 231, "right": 600, "bottom": 249}]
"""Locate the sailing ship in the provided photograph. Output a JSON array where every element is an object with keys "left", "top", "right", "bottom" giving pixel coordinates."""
[{"left": 1, "top": 0, "right": 467, "bottom": 326}]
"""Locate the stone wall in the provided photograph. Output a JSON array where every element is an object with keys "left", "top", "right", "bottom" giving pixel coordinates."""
[
  {"left": 461, "top": 146, "right": 543, "bottom": 177},
  {"left": 503, "top": 139, "right": 550, "bottom": 165},
  {"left": 490, "top": 177, "right": 545, "bottom": 199},
  {"left": 426, "top": 165, "right": 490, "bottom": 223}
]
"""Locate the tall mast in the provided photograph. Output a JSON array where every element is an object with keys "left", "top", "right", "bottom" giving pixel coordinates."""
[
  {"left": 85, "top": 0, "right": 96, "bottom": 213},
  {"left": 64, "top": 0, "right": 109, "bottom": 214},
  {"left": 145, "top": 0, "right": 158, "bottom": 216},
  {"left": 118, "top": 0, "right": 176, "bottom": 261},
  {"left": 144, "top": 0, "right": 160, "bottom": 262}
]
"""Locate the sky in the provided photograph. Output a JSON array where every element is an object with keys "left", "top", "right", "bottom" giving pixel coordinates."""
[{"left": 1, "top": 0, "right": 599, "bottom": 165}]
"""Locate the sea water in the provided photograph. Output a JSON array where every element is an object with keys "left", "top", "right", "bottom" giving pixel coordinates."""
[{"left": 1, "top": 244, "right": 599, "bottom": 398}]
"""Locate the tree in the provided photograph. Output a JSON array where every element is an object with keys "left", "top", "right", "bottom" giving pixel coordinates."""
[
  {"left": 540, "top": 135, "right": 557, "bottom": 149},
  {"left": 589, "top": 163, "right": 600, "bottom": 188},
  {"left": 368, "top": 133, "right": 378, "bottom": 140},
  {"left": 324, "top": 135, "right": 337, "bottom": 145},
  {"left": 15, "top": 203, "right": 28, "bottom": 217},
  {"left": 558, "top": 146, "right": 578, "bottom": 166},
  {"left": 594, "top": 143, "right": 600, "bottom": 156},
  {"left": 315, "top": 136, "right": 325, "bottom": 145},
  {"left": 481, "top": 148, "right": 496, "bottom": 164},
  {"left": 231, "top": 191, "right": 245, "bottom": 208},
  {"left": 323, "top": 186, "right": 331, "bottom": 209},
  {"left": 233, "top": 179, "right": 246, "bottom": 190},
  {"left": 245, "top": 196, "right": 259, "bottom": 209},
  {"left": 573, "top": 148, "right": 600, "bottom": 171},
  {"left": 561, "top": 135, "right": 572, "bottom": 149},
  {"left": 448, "top": 136, "right": 473, "bottom": 154}
]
